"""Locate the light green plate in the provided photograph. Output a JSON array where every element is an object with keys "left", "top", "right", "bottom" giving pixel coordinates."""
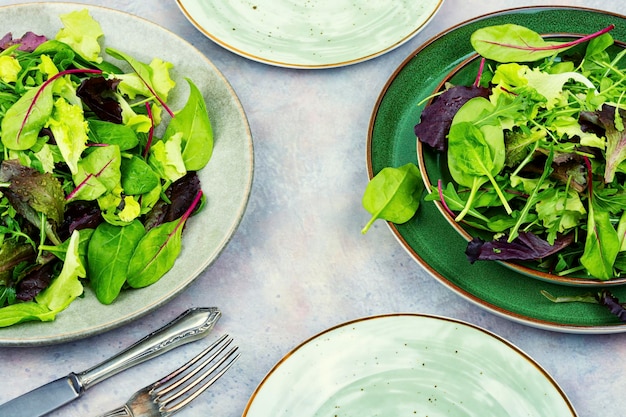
[
  {"left": 243, "top": 314, "right": 577, "bottom": 417},
  {"left": 368, "top": 6, "right": 626, "bottom": 333},
  {"left": 0, "top": 3, "right": 253, "bottom": 346},
  {"left": 175, "top": 0, "right": 444, "bottom": 68}
]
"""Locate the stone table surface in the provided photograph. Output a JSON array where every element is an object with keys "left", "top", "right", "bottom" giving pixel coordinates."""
[{"left": 0, "top": 1, "right": 625, "bottom": 416}]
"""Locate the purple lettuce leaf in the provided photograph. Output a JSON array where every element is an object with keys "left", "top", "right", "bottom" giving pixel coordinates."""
[
  {"left": 76, "top": 76, "right": 123, "bottom": 124},
  {"left": 15, "top": 262, "right": 55, "bottom": 301},
  {"left": 596, "top": 290, "right": 626, "bottom": 322},
  {"left": 143, "top": 172, "right": 201, "bottom": 231},
  {"left": 0, "top": 31, "right": 47, "bottom": 52},
  {"left": 465, "top": 231, "right": 574, "bottom": 263},
  {"left": 414, "top": 85, "right": 490, "bottom": 152}
]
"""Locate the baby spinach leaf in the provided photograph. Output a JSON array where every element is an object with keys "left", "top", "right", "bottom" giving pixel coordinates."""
[
  {"left": 87, "top": 220, "right": 145, "bottom": 304},
  {"left": 121, "top": 156, "right": 159, "bottom": 195},
  {"left": 447, "top": 122, "right": 507, "bottom": 221},
  {"left": 361, "top": 163, "right": 424, "bottom": 234},
  {"left": 88, "top": 118, "right": 139, "bottom": 150},
  {"left": 163, "top": 78, "right": 213, "bottom": 171}
]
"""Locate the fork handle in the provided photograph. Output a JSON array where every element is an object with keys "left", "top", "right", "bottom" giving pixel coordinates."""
[
  {"left": 76, "top": 307, "right": 221, "bottom": 390},
  {"left": 94, "top": 405, "right": 132, "bottom": 417}
]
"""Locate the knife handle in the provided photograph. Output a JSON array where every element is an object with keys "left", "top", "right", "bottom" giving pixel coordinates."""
[{"left": 76, "top": 306, "right": 221, "bottom": 390}]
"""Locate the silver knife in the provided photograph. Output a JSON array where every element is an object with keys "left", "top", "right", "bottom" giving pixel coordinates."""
[{"left": 0, "top": 306, "right": 221, "bottom": 417}]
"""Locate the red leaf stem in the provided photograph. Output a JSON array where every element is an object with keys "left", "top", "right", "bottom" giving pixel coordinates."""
[
  {"left": 484, "top": 24, "right": 615, "bottom": 52},
  {"left": 437, "top": 179, "right": 456, "bottom": 218},
  {"left": 65, "top": 157, "right": 115, "bottom": 201},
  {"left": 473, "top": 58, "right": 486, "bottom": 88}
]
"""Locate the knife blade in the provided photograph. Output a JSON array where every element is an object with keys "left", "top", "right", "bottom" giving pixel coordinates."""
[{"left": 0, "top": 306, "right": 221, "bottom": 417}]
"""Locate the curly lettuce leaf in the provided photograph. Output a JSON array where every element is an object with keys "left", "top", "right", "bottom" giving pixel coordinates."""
[{"left": 55, "top": 9, "right": 104, "bottom": 63}]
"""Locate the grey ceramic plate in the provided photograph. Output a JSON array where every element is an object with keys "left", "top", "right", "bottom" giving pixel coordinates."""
[
  {"left": 175, "top": 0, "right": 444, "bottom": 68},
  {"left": 243, "top": 314, "right": 577, "bottom": 417},
  {"left": 0, "top": 3, "right": 253, "bottom": 346}
]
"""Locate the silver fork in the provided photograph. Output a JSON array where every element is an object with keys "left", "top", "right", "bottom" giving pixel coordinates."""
[{"left": 96, "top": 334, "right": 240, "bottom": 417}]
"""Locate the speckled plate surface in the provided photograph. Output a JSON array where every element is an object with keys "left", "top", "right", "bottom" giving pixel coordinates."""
[
  {"left": 243, "top": 314, "right": 577, "bottom": 417},
  {"left": 368, "top": 6, "right": 626, "bottom": 333},
  {"left": 0, "top": 3, "right": 253, "bottom": 346},
  {"left": 175, "top": 0, "right": 444, "bottom": 69}
]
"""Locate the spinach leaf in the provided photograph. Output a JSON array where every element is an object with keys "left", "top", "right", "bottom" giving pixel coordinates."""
[
  {"left": 446, "top": 122, "right": 507, "bottom": 221},
  {"left": 121, "top": 156, "right": 159, "bottom": 195},
  {"left": 87, "top": 220, "right": 145, "bottom": 304},
  {"left": 361, "top": 163, "right": 423, "bottom": 234},
  {"left": 163, "top": 78, "right": 213, "bottom": 171},
  {"left": 87, "top": 118, "right": 138, "bottom": 150}
]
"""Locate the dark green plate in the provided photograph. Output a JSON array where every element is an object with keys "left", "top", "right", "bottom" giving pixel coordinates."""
[{"left": 368, "top": 6, "right": 626, "bottom": 333}]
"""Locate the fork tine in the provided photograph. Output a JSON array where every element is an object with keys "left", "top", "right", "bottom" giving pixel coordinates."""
[
  {"left": 154, "top": 334, "right": 231, "bottom": 394},
  {"left": 153, "top": 334, "right": 240, "bottom": 413},
  {"left": 161, "top": 346, "right": 239, "bottom": 413}
]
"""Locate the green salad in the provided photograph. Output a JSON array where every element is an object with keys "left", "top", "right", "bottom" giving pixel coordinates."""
[
  {"left": 0, "top": 10, "right": 214, "bottom": 327},
  {"left": 364, "top": 23, "right": 626, "bottom": 282}
]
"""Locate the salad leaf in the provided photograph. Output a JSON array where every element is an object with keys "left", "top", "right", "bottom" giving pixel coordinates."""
[
  {"left": 415, "top": 85, "right": 490, "bottom": 151},
  {"left": 1, "top": 85, "right": 54, "bottom": 150},
  {"left": 0, "top": 160, "right": 65, "bottom": 244},
  {"left": 361, "top": 163, "right": 423, "bottom": 234},
  {"left": 69, "top": 145, "right": 121, "bottom": 201},
  {"left": 120, "top": 156, "right": 159, "bottom": 195},
  {"left": 163, "top": 79, "right": 214, "bottom": 171},
  {"left": 0, "top": 230, "right": 85, "bottom": 328},
  {"left": 126, "top": 191, "right": 202, "bottom": 288},
  {"left": 87, "top": 220, "right": 145, "bottom": 304},
  {"left": 105, "top": 47, "right": 175, "bottom": 116},
  {"left": 55, "top": 9, "right": 104, "bottom": 63},
  {"left": 87, "top": 118, "right": 139, "bottom": 150},
  {"left": 466, "top": 232, "right": 574, "bottom": 263},
  {"left": 77, "top": 77, "right": 123, "bottom": 124},
  {"left": 470, "top": 23, "right": 615, "bottom": 63},
  {"left": 0, "top": 55, "right": 21, "bottom": 83},
  {"left": 47, "top": 97, "right": 89, "bottom": 175},
  {"left": 580, "top": 203, "right": 619, "bottom": 280},
  {"left": 149, "top": 132, "right": 187, "bottom": 183},
  {"left": 447, "top": 121, "right": 508, "bottom": 221}
]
